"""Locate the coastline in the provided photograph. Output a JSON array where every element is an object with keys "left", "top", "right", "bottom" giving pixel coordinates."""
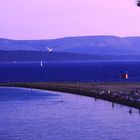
[{"left": 0, "top": 82, "right": 140, "bottom": 109}]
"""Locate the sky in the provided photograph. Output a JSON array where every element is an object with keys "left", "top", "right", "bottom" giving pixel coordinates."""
[{"left": 0, "top": 0, "right": 140, "bottom": 39}]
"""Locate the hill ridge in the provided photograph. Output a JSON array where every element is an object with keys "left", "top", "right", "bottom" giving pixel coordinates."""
[{"left": 0, "top": 35, "right": 140, "bottom": 55}]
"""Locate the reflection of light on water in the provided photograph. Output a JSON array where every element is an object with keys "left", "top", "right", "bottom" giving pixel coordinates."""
[{"left": 0, "top": 87, "right": 140, "bottom": 139}]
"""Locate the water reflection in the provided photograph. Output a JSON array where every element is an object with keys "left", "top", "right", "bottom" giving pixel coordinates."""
[
  {"left": 0, "top": 87, "right": 140, "bottom": 140},
  {"left": 0, "top": 87, "right": 59, "bottom": 101}
]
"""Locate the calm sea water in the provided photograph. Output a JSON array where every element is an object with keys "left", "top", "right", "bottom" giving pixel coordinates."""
[
  {"left": 0, "top": 61, "right": 140, "bottom": 82},
  {"left": 0, "top": 87, "right": 140, "bottom": 140}
]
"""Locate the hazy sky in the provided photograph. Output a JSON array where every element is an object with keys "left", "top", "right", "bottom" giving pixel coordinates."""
[{"left": 0, "top": 0, "right": 140, "bottom": 39}]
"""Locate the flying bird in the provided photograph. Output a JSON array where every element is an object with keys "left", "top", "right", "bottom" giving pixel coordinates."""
[{"left": 46, "top": 47, "right": 53, "bottom": 52}]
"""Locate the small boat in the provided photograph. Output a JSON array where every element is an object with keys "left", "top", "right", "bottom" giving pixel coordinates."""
[{"left": 40, "top": 61, "right": 43, "bottom": 67}]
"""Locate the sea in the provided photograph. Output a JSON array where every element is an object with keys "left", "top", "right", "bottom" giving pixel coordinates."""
[
  {"left": 0, "top": 61, "right": 140, "bottom": 140},
  {"left": 0, "top": 61, "right": 140, "bottom": 82},
  {"left": 0, "top": 87, "right": 140, "bottom": 140}
]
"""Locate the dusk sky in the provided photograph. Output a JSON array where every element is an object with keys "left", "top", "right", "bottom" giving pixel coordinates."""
[{"left": 0, "top": 0, "right": 140, "bottom": 39}]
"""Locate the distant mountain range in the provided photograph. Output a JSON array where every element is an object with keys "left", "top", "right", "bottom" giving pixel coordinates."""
[{"left": 0, "top": 35, "right": 140, "bottom": 61}]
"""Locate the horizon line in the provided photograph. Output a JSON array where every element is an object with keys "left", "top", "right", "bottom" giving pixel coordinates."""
[{"left": 1, "top": 35, "right": 140, "bottom": 41}]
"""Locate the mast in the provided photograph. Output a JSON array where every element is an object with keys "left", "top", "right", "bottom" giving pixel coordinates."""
[{"left": 41, "top": 61, "right": 43, "bottom": 67}]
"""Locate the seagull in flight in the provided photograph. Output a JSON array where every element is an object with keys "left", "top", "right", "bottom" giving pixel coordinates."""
[{"left": 46, "top": 47, "right": 53, "bottom": 52}]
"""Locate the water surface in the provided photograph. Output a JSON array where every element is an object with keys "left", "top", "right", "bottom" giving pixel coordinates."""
[
  {"left": 0, "top": 61, "right": 140, "bottom": 82},
  {"left": 0, "top": 87, "right": 140, "bottom": 140}
]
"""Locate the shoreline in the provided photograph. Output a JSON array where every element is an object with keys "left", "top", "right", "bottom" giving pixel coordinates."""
[{"left": 0, "top": 82, "right": 140, "bottom": 109}]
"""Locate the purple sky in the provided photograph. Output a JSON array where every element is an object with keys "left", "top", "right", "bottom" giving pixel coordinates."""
[{"left": 0, "top": 0, "right": 140, "bottom": 39}]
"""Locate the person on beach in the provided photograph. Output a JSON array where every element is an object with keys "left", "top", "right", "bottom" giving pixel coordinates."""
[{"left": 129, "top": 109, "right": 132, "bottom": 114}]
